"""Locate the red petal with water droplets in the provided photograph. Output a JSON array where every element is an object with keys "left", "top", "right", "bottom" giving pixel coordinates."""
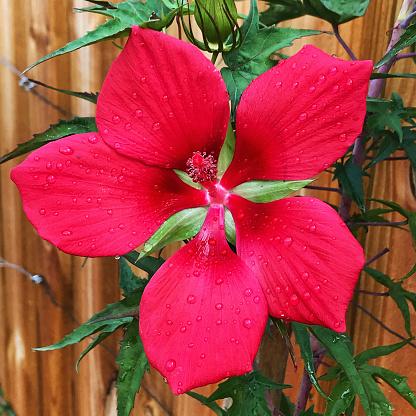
[
  {"left": 139, "top": 204, "right": 267, "bottom": 394},
  {"left": 227, "top": 195, "right": 364, "bottom": 332},
  {"left": 221, "top": 45, "right": 372, "bottom": 188},
  {"left": 96, "top": 27, "right": 230, "bottom": 170},
  {"left": 11, "top": 133, "right": 207, "bottom": 257}
]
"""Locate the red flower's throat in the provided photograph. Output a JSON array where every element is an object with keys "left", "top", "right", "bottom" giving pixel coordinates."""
[{"left": 186, "top": 151, "right": 217, "bottom": 184}]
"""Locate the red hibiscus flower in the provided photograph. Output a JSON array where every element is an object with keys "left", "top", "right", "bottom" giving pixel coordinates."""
[{"left": 11, "top": 27, "right": 372, "bottom": 394}]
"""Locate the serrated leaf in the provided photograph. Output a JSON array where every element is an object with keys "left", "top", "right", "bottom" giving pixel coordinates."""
[
  {"left": 186, "top": 392, "right": 225, "bottom": 416},
  {"left": 324, "top": 378, "right": 354, "bottom": 416},
  {"left": 367, "top": 131, "right": 400, "bottom": 168},
  {"left": 334, "top": 160, "right": 365, "bottom": 211},
  {"left": 292, "top": 323, "right": 327, "bottom": 397},
  {"left": 29, "top": 78, "right": 99, "bottom": 103},
  {"left": 122, "top": 250, "right": 164, "bottom": 276},
  {"left": 367, "top": 365, "right": 416, "bottom": 408},
  {"left": 355, "top": 340, "right": 409, "bottom": 366},
  {"left": 365, "top": 267, "right": 415, "bottom": 336},
  {"left": 370, "top": 72, "right": 416, "bottom": 79},
  {"left": 116, "top": 320, "right": 148, "bottom": 416},
  {"left": 34, "top": 292, "right": 141, "bottom": 351},
  {"left": 140, "top": 208, "right": 207, "bottom": 257},
  {"left": 119, "top": 257, "right": 146, "bottom": 297},
  {"left": 208, "top": 371, "right": 289, "bottom": 416},
  {"left": 76, "top": 331, "right": 114, "bottom": 371},
  {"left": 376, "top": 23, "right": 416, "bottom": 68},
  {"left": 0, "top": 117, "right": 97, "bottom": 164},
  {"left": 222, "top": 0, "right": 320, "bottom": 112},
  {"left": 261, "top": 0, "right": 370, "bottom": 26},
  {"left": 311, "top": 327, "right": 372, "bottom": 414},
  {"left": 24, "top": 0, "right": 177, "bottom": 73},
  {"left": 232, "top": 179, "right": 312, "bottom": 203}
]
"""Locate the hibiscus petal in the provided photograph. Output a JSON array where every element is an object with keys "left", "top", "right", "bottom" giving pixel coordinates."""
[
  {"left": 11, "top": 133, "right": 207, "bottom": 257},
  {"left": 227, "top": 195, "right": 365, "bottom": 332},
  {"left": 139, "top": 204, "right": 268, "bottom": 394},
  {"left": 96, "top": 27, "right": 230, "bottom": 169},
  {"left": 221, "top": 45, "right": 372, "bottom": 188}
]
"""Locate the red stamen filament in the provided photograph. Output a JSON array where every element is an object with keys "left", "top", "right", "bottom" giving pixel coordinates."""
[{"left": 186, "top": 151, "right": 217, "bottom": 183}]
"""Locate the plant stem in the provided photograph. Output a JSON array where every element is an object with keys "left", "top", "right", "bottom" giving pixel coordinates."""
[
  {"left": 356, "top": 304, "right": 416, "bottom": 348},
  {"left": 304, "top": 185, "right": 341, "bottom": 193},
  {"left": 395, "top": 51, "right": 416, "bottom": 61},
  {"left": 356, "top": 289, "right": 389, "bottom": 296},
  {"left": 332, "top": 24, "right": 357, "bottom": 60},
  {"left": 349, "top": 220, "right": 408, "bottom": 227},
  {"left": 364, "top": 247, "right": 390, "bottom": 267}
]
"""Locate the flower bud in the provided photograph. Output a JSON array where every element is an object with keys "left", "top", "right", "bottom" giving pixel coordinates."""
[{"left": 194, "top": 0, "right": 238, "bottom": 45}]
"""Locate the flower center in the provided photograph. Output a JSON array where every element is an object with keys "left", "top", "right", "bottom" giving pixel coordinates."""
[{"left": 186, "top": 151, "right": 217, "bottom": 184}]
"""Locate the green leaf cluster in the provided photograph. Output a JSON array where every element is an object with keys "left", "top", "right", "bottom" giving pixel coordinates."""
[{"left": 261, "top": 0, "right": 371, "bottom": 26}]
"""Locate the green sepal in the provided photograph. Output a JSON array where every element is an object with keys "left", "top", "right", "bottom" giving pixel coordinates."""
[
  {"left": 217, "top": 123, "right": 236, "bottom": 177},
  {"left": 119, "top": 257, "right": 146, "bottom": 297},
  {"left": 0, "top": 117, "right": 96, "bottom": 164},
  {"left": 225, "top": 208, "right": 236, "bottom": 246},
  {"left": 232, "top": 179, "right": 312, "bottom": 203},
  {"left": 140, "top": 207, "right": 208, "bottom": 258},
  {"left": 122, "top": 250, "right": 164, "bottom": 276},
  {"left": 116, "top": 320, "right": 149, "bottom": 416},
  {"left": 174, "top": 169, "right": 203, "bottom": 190}
]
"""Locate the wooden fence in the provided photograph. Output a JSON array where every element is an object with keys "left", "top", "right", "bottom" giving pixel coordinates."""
[{"left": 0, "top": 0, "right": 415, "bottom": 414}]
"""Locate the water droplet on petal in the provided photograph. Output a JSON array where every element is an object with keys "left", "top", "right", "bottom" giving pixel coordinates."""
[
  {"left": 152, "top": 122, "right": 161, "bottom": 131},
  {"left": 283, "top": 237, "right": 293, "bottom": 247},
  {"left": 165, "top": 359, "right": 176, "bottom": 372},
  {"left": 346, "top": 78, "right": 353, "bottom": 86},
  {"left": 46, "top": 175, "right": 56, "bottom": 184},
  {"left": 299, "top": 112, "right": 307, "bottom": 121},
  {"left": 39, "top": 208, "right": 46, "bottom": 215},
  {"left": 112, "top": 115, "right": 120, "bottom": 124},
  {"left": 243, "top": 318, "right": 253, "bottom": 329},
  {"left": 253, "top": 296, "right": 260, "bottom": 304},
  {"left": 62, "top": 230, "right": 72, "bottom": 236},
  {"left": 215, "top": 303, "right": 223, "bottom": 310},
  {"left": 59, "top": 145, "right": 73, "bottom": 155},
  {"left": 244, "top": 288, "right": 253, "bottom": 297},
  {"left": 187, "top": 295, "right": 196, "bottom": 304},
  {"left": 339, "top": 133, "right": 347, "bottom": 142},
  {"left": 290, "top": 294, "right": 299, "bottom": 305}
]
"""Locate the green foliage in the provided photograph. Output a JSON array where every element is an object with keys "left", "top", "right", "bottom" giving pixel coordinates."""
[
  {"left": 24, "top": 0, "right": 178, "bottom": 73},
  {"left": 261, "top": 0, "right": 371, "bottom": 26},
  {"left": 190, "top": 371, "right": 289, "bottom": 416},
  {"left": 292, "top": 323, "right": 326, "bottom": 397},
  {"left": 119, "top": 257, "right": 146, "bottom": 297},
  {"left": 140, "top": 208, "right": 207, "bottom": 258},
  {"left": 116, "top": 321, "right": 149, "bottom": 416},
  {"left": 311, "top": 326, "right": 416, "bottom": 416},
  {"left": 334, "top": 160, "right": 365, "bottom": 211},
  {"left": 0, "top": 117, "right": 96, "bottom": 164},
  {"left": 122, "top": 250, "right": 164, "bottom": 276},
  {"left": 29, "top": 78, "right": 99, "bottom": 104},
  {"left": 376, "top": 23, "right": 416, "bottom": 68},
  {"left": 221, "top": 0, "right": 320, "bottom": 112},
  {"left": 217, "top": 123, "right": 236, "bottom": 177},
  {"left": 0, "top": 388, "right": 16, "bottom": 416},
  {"left": 279, "top": 393, "right": 322, "bottom": 416},
  {"left": 232, "top": 179, "right": 312, "bottom": 203},
  {"left": 365, "top": 267, "right": 416, "bottom": 336}
]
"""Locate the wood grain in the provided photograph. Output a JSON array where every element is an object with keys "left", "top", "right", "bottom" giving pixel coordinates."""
[{"left": 0, "top": 0, "right": 415, "bottom": 415}]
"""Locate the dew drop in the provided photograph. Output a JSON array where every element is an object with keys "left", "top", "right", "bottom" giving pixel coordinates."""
[
  {"left": 346, "top": 78, "right": 353, "bottom": 86},
  {"left": 152, "top": 122, "right": 161, "bottom": 131},
  {"left": 125, "top": 123, "right": 132, "bottom": 131},
  {"left": 290, "top": 294, "right": 299, "bottom": 306},
  {"left": 275, "top": 81, "right": 283, "bottom": 88},
  {"left": 339, "top": 133, "right": 347, "bottom": 142},
  {"left": 62, "top": 230, "right": 72, "bottom": 236},
  {"left": 302, "top": 272, "right": 309, "bottom": 279},
  {"left": 135, "top": 109, "right": 143, "bottom": 118},
  {"left": 244, "top": 288, "right": 253, "bottom": 297},
  {"left": 112, "top": 115, "right": 120, "bottom": 124},
  {"left": 39, "top": 208, "right": 46, "bottom": 215},
  {"left": 165, "top": 359, "right": 176, "bottom": 372},
  {"left": 299, "top": 112, "right": 307, "bottom": 121},
  {"left": 309, "top": 86, "right": 316, "bottom": 93},
  {"left": 46, "top": 175, "right": 56, "bottom": 184},
  {"left": 180, "top": 326, "right": 187, "bottom": 333},
  {"left": 215, "top": 303, "right": 223, "bottom": 310},
  {"left": 200, "top": 353, "right": 206, "bottom": 359},
  {"left": 107, "top": 209, "right": 113, "bottom": 215},
  {"left": 253, "top": 296, "right": 260, "bottom": 304},
  {"left": 187, "top": 295, "right": 196, "bottom": 304},
  {"left": 303, "top": 292, "right": 311, "bottom": 300},
  {"left": 243, "top": 318, "right": 253, "bottom": 329},
  {"left": 283, "top": 237, "right": 293, "bottom": 247},
  {"left": 59, "top": 145, "right": 73, "bottom": 155}
]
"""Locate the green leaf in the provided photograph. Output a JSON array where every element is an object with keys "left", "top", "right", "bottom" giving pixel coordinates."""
[
  {"left": 0, "top": 387, "right": 16, "bottom": 416},
  {"left": 116, "top": 320, "right": 149, "bottom": 416},
  {"left": 217, "top": 123, "right": 236, "bottom": 177},
  {"left": 24, "top": 0, "right": 177, "bottom": 73},
  {"left": 122, "top": 250, "right": 164, "bottom": 276},
  {"left": 366, "top": 131, "right": 400, "bottom": 168},
  {"left": 334, "top": 160, "right": 365, "bottom": 211},
  {"left": 324, "top": 378, "right": 354, "bottom": 416},
  {"left": 34, "top": 292, "right": 141, "bottom": 351},
  {"left": 222, "top": 0, "right": 320, "bottom": 112},
  {"left": 292, "top": 323, "right": 327, "bottom": 397},
  {"left": 365, "top": 268, "right": 415, "bottom": 336},
  {"left": 367, "top": 365, "right": 416, "bottom": 408},
  {"left": 119, "top": 257, "right": 146, "bottom": 297},
  {"left": 174, "top": 169, "right": 203, "bottom": 190},
  {"left": 140, "top": 208, "right": 207, "bottom": 257},
  {"left": 186, "top": 391, "right": 225, "bottom": 416},
  {"left": 311, "top": 327, "right": 372, "bottom": 414},
  {"left": 261, "top": 0, "right": 370, "bottom": 26},
  {"left": 232, "top": 179, "right": 312, "bottom": 203},
  {"left": 355, "top": 340, "right": 410, "bottom": 366},
  {"left": 76, "top": 331, "right": 114, "bottom": 371},
  {"left": 0, "top": 117, "right": 97, "bottom": 164},
  {"left": 376, "top": 23, "right": 416, "bottom": 68},
  {"left": 29, "top": 78, "right": 98, "bottom": 103},
  {"left": 208, "top": 371, "right": 289, "bottom": 416}
]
